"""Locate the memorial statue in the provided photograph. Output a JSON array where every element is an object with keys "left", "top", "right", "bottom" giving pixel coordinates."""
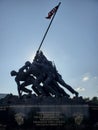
[{"left": 10, "top": 50, "right": 78, "bottom": 98}]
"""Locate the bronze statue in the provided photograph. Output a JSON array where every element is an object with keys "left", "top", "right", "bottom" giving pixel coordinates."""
[{"left": 11, "top": 51, "right": 78, "bottom": 98}]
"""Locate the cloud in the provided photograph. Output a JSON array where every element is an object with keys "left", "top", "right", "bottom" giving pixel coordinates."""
[
  {"left": 82, "top": 73, "right": 90, "bottom": 82},
  {"left": 82, "top": 76, "right": 89, "bottom": 82},
  {"left": 68, "top": 72, "right": 98, "bottom": 97},
  {"left": 75, "top": 87, "right": 85, "bottom": 92}
]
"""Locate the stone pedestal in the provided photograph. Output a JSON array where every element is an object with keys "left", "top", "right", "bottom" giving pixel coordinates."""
[{"left": 0, "top": 94, "right": 98, "bottom": 130}]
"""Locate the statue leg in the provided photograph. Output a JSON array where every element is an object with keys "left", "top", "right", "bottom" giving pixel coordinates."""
[
  {"left": 31, "top": 85, "right": 41, "bottom": 96},
  {"left": 42, "top": 87, "right": 51, "bottom": 96},
  {"left": 19, "top": 76, "right": 35, "bottom": 95},
  {"left": 43, "top": 76, "right": 61, "bottom": 97},
  {"left": 52, "top": 81, "right": 70, "bottom": 97},
  {"left": 58, "top": 77, "right": 78, "bottom": 96},
  {"left": 20, "top": 84, "right": 32, "bottom": 94},
  {"left": 25, "top": 76, "right": 41, "bottom": 96},
  {"left": 33, "top": 76, "right": 47, "bottom": 96},
  {"left": 44, "top": 85, "right": 61, "bottom": 97}
]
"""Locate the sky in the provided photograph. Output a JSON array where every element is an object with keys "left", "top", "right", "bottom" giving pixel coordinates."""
[{"left": 0, "top": 0, "right": 98, "bottom": 98}]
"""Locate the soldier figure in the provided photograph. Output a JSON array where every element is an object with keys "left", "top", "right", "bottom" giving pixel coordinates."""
[
  {"left": 10, "top": 62, "right": 41, "bottom": 98},
  {"left": 33, "top": 51, "right": 78, "bottom": 97}
]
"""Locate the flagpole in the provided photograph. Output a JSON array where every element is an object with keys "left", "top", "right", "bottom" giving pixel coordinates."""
[{"left": 37, "top": 2, "right": 61, "bottom": 53}]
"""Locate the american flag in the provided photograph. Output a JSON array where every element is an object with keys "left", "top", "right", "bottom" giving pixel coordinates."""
[{"left": 46, "top": 5, "right": 59, "bottom": 19}]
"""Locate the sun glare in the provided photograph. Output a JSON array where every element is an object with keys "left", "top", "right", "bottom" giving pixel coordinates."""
[{"left": 29, "top": 53, "right": 35, "bottom": 62}]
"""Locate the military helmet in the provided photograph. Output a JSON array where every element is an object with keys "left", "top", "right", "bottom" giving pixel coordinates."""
[
  {"left": 25, "top": 61, "right": 31, "bottom": 66},
  {"left": 10, "top": 70, "right": 17, "bottom": 76}
]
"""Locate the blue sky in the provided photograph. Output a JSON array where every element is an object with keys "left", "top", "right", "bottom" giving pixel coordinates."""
[{"left": 0, "top": 0, "right": 98, "bottom": 98}]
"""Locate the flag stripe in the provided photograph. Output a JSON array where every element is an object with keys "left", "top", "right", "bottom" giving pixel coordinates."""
[{"left": 46, "top": 5, "right": 59, "bottom": 19}]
